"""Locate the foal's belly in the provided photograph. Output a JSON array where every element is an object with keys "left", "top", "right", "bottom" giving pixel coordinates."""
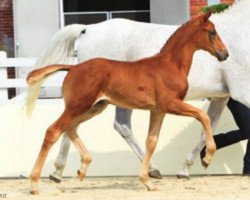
[{"left": 95, "top": 89, "right": 157, "bottom": 110}]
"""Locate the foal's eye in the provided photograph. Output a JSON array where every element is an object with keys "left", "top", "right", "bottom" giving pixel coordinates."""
[
  {"left": 208, "top": 30, "right": 216, "bottom": 37},
  {"left": 208, "top": 30, "right": 216, "bottom": 42}
]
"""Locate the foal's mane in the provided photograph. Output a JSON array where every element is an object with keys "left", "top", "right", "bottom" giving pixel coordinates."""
[{"left": 159, "top": 16, "right": 201, "bottom": 54}]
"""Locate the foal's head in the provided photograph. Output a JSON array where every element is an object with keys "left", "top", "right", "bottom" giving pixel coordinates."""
[{"left": 194, "top": 10, "right": 229, "bottom": 61}]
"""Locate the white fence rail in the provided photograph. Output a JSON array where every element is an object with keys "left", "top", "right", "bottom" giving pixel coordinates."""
[
  {"left": 0, "top": 53, "right": 35, "bottom": 89},
  {"left": 0, "top": 51, "right": 73, "bottom": 102}
]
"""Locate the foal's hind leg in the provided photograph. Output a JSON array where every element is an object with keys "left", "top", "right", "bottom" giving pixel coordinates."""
[
  {"left": 114, "top": 107, "right": 162, "bottom": 179},
  {"left": 49, "top": 101, "right": 107, "bottom": 183},
  {"left": 49, "top": 107, "right": 134, "bottom": 183},
  {"left": 139, "top": 111, "right": 165, "bottom": 191},
  {"left": 168, "top": 100, "right": 216, "bottom": 167},
  {"left": 30, "top": 110, "right": 78, "bottom": 194},
  {"left": 31, "top": 102, "right": 107, "bottom": 194},
  {"left": 67, "top": 101, "right": 108, "bottom": 181},
  {"left": 67, "top": 127, "right": 92, "bottom": 181}
]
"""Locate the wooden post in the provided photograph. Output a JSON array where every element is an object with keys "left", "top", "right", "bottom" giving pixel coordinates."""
[{"left": 0, "top": 51, "right": 8, "bottom": 101}]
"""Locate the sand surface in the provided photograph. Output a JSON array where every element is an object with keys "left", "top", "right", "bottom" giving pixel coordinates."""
[{"left": 0, "top": 175, "right": 250, "bottom": 200}]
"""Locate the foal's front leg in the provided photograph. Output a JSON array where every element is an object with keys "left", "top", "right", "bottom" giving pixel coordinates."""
[
  {"left": 168, "top": 100, "right": 216, "bottom": 167},
  {"left": 177, "top": 97, "right": 228, "bottom": 179},
  {"left": 139, "top": 111, "right": 165, "bottom": 191},
  {"left": 114, "top": 107, "right": 162, "bottom": 179}
]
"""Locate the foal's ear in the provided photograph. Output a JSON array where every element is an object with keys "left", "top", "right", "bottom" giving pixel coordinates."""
[{"left": 201, "top": 9, "right": 212, "bottom": 24}]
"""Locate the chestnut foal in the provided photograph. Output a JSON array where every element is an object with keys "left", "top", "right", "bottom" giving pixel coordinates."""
[{"left": 27, "top": 11, "right": 228, "bottom": 194}]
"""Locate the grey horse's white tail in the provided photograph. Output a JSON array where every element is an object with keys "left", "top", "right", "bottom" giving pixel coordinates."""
[{"left": 26, "top": 24, "right": 86, "bottom": 118}]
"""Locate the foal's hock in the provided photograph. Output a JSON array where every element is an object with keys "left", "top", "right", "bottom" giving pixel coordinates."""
[{"left": 27, "top": 11, "right": 228, "bottom": 194}]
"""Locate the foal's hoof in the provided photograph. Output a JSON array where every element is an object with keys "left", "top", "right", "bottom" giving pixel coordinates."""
[
  {"left": 148, "top": 186, "right": 158, "bottom": 191},
  {"left": 49, "top": 173, "right": 62, "bottom": 183},
  {"left": 147, "top": 184, "right": 158, "bottom": 191},
  {"left": 30, "top": 189, "right": 39, "bottom": 195},
  {"left": 148, "top": 169, "right": 163, "bottom": 179},
  {"left": 201, "top": 158, "right": 209, "bottom": 168},
  {"left": 143, "top": 180, "right": 158, "bottom": 191},
  {"left": 176, "top": 171, "right": 190, "bottom": 180},
  {"left": 77, "top": 170, "right": 85, "bottom": 181}
]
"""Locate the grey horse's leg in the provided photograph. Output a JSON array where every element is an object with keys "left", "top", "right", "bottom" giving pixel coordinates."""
[
  {"left": 177, "top": 97, "right": 229, "bottom": 179},
  {"left": 49, "top": 134, "right": 71, "bottom": 183},
  {"left": 114, "top": 107, "right": 162, "bottom": 179}
]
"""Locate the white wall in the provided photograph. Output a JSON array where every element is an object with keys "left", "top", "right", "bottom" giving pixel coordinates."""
[
  {"left": 0, "top": 100, "right": 246, "bottom": 177},
  {"left": 150, "top": 0, "right": 190, "bottom": 25},
  {"left": 13, "top": 0, "right": 61, "bottom": 97},
  {"left": 13, "top": 0, "right": 60, "bottom": 57}
]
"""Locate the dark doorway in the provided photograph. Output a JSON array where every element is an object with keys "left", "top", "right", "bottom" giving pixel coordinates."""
[{"left": 63, "top": 0, "right": 150, "bottom": 25}]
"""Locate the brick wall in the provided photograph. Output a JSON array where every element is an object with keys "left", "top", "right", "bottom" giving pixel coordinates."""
[
  {"left": 190, "top": 0, "right": 207, "bottom": 19},
  {"left": 190, "top": 0, "right": 235, "bottom": 19},
  {"left": 221, "top": 0, "right": 234, "bottom": 4},
  {"left": 0, "top": 0, "right": 15, "bottom": 98},
  {"left": 0, "top": 0, "right": 14, "bottom": 56}
]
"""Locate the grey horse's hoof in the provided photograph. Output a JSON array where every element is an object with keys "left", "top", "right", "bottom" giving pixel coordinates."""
[
  {"left": 176, "top": 173, "right": 190, "bottom": 180},
  {"left": 49, "top": 173, "right": 62, "bottom": 183},
  {"left": 176, "top": 170, "right": 190, "bottom": 179},
  {"left": 148, "top": 169, "right": 163, "bottom": 179}
]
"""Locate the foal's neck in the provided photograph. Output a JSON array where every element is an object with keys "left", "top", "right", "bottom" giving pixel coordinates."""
[
  {"left": 160, "top": 35, "right": 197, "bottom": 75},
  {"left": 157, "top": 20, "right": 199, "bottom": 75}
]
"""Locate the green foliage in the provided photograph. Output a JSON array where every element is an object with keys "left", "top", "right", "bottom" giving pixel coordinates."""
[{"left": 202, "top": 3, "right": 230, "bottom": 14}]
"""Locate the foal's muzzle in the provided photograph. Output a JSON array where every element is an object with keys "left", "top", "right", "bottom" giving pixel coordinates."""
[{"left": 215, "top": 49, "right": 229, "bottom": 61}]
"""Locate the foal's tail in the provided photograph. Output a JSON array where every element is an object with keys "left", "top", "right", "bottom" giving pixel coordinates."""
[{"left": 26, "top": 65, "right": 71, "bottom": 118}]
